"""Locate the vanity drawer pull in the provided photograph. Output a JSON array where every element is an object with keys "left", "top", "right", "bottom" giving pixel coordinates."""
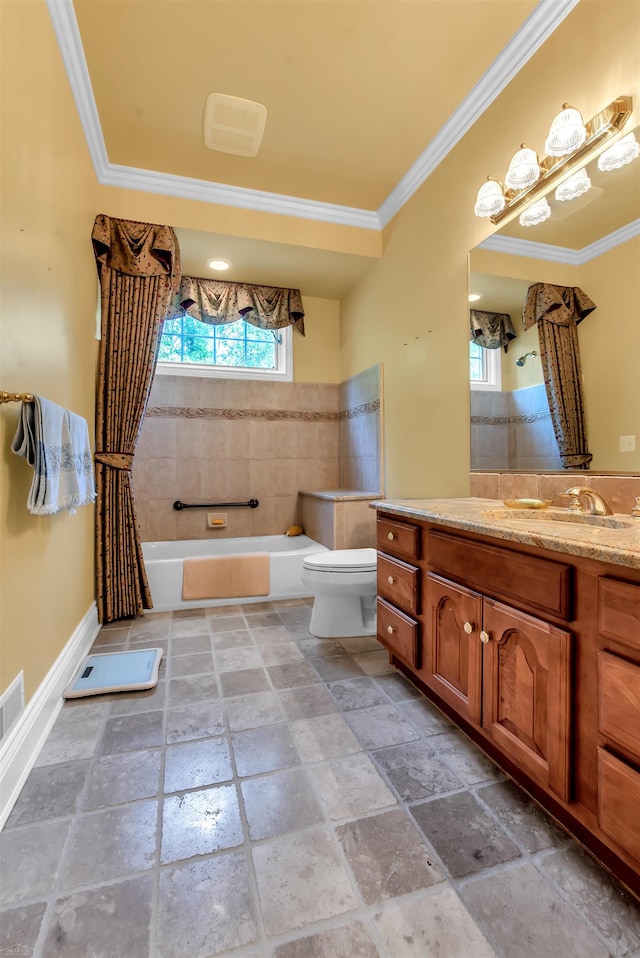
[
  {"left": 480, "top": 630, "right": 491, "bottom": 644},
  {"left": 387, "top": 625, "right": 396, "bottom": 635},
  {"left": 387, "top": 575, "right": 396, "bottom": 585},
  {"left": 464, "top": 621, "right": 474, "bottom": 634},
  {"left": 387, "top": 532, "right": 395, "bottom": 541}
]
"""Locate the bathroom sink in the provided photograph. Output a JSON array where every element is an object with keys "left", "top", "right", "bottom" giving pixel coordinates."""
[{"left": 481, "top": 508, "right": 637, "bottom": 531}]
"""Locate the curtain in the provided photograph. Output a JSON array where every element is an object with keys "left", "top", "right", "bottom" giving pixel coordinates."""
[
  {"left": 92, "top": 215, "right": 181, "bottom": 623},
  {"left": 168, "top": 275, "right": 305, "bottom": 335},
  {"left": 523, "top": 283, "right": 596, "bottom": 470},
  {"left": 469, "top": 309, "right": 517, "bottom": 351}
]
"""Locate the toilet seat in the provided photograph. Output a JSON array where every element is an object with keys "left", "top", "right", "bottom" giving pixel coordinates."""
[{"left": 303, "top": 548, "right": 377, "bottom": 573}]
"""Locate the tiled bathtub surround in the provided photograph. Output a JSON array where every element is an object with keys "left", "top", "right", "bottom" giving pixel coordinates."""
[
  {"left": 299, "top": 490, "right": 380, "bottom": 549},
  {"left": 339, "top": 365, "right": 383, "bottom": 492},
  {"left": 2, "top": 599, "right": 639, "bottom": 957},
  {"left": 134, "top": 366, "right": 382, "bottom": 542},
  {"left": 470, "top": 472, "right": 640, "bottom": 517},
  {"left": 471, "top": 385, "right": 562, "bottom": 472}
]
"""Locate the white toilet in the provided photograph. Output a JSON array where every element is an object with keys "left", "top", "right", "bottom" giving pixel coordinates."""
[{"left": 301, "top": 548, "right": 378, "bottom": 638}]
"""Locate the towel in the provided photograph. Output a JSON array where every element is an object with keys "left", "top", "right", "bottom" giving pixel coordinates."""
[
  {"left": 182, "top": 552, "right": 270, "bottom": 600},
  {"left": 11, "top": 396, "right": 96, "bottom": 515}
]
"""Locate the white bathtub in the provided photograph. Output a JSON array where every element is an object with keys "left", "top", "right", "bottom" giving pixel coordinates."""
[{"left": 142, "top": 535, "right": 328, "bottom": 612}]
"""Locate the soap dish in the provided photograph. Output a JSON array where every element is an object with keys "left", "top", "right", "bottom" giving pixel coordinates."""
[{"left": 503, "top": 498, "right": 553, "bottom": 510}]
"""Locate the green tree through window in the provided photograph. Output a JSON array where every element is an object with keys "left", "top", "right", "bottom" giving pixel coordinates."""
[{"left": 158, "top": 316, "right": 278, "bottom": 369}]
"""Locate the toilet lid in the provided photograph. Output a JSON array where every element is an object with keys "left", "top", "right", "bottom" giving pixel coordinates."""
[{"left": 304, "top": 548, "right": 377, "bottom": 572}]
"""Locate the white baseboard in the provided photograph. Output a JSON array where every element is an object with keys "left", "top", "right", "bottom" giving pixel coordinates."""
[{"left": 0, "top": 603, "right": 99, "bottom": 830}]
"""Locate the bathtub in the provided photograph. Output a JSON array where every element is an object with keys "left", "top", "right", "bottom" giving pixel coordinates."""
[{"left": 142, "top": 535, "right": 328, "bottom": 612}]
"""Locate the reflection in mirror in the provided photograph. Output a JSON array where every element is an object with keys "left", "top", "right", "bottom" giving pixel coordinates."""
[{"left": 469, "top": 124, "right": 640, "bottom": 475}]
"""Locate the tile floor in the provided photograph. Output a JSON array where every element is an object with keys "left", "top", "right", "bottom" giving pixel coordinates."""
[{"left": 2, "top": 598, "right": 640, "bottom": 958}]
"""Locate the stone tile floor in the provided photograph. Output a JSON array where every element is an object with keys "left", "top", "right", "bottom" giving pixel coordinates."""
[{"left": 2, "top": 598, "right": 640, "bottom": 958}]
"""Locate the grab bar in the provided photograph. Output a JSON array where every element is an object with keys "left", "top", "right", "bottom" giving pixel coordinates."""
[{"left": 173, "top": 498, "right": 259, "bottom": 511}]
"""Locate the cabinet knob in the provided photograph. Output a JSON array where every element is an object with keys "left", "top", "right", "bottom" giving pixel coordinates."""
[
  {"left": 463, "top": 622, "right": 474, "bottom": 634},
  {"left": 387, "top": 532, "right": 395, "bottom": 541},
  {"left": 387, "top": 625, "right": 396, "bottom": 635},
  {"left": 387, "top": 575, "right": 396, "bottom": 585},
  {"left": 480, "top": 630, "right": 490, "bottom": 644}
]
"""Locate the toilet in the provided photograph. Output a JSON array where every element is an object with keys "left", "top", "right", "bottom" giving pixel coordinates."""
[{"left": 301, "top": 548, "right": 377, "bottom": 638}]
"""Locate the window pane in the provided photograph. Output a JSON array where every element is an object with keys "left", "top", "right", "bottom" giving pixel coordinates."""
[
  {"left": 469, "top": 342, "right": 485, "bottom": 382},
  {"left": 246, "top": 324, "right": 275, "bottom": 342},
  {"left": 183, "top": 315, "right": 212, "bottom": 337},
  {"left": 158, "top": 334, "right": 183, "bottom": 362},
  {"left": 162, "top": 317, "right": 183, "bottom": 335},
  {"left": 246, "top": 341, "right": 275, "bottom": 368},
  {"left": 182, "top": 336, "right": 214, "bottom": 363},
  {"left": 216, "top": 321, "right": 244, "bottom": 340},
  {"left": 216, "top": 338, "right": 247, "bottom": 366}
]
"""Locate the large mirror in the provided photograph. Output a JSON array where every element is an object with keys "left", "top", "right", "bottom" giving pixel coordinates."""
[{"left": 469, "top": 123, "right": 640, "bottom": 474}]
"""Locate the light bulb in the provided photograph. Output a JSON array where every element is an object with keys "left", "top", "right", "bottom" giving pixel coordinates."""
[
  {"left": 597, "top": 132, "right": 640, "bottom": 171},
  {"left": 505, "top": 145, "right": 540, "bottom": 190},
  {"left": 474, "top": 179, "right": 505, "bottom": 217},
  {"left": 545, "top": 104, "right": 587, "bottom": 157},
  {"left": 555, "top": 168, "right": 591, "bottom": 202}
]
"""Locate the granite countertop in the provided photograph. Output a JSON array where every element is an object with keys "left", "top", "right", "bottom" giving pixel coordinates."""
[
  {"left": 370, "top": 497, "right": 640, "bottom": 570},
  {"left": 300, "top": 489, "right": 381, "bottom": 501}
]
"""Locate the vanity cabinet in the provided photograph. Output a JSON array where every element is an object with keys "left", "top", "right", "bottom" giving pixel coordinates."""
[
  {"left": 426, "top": 572, "right": 571, "bottom": 801},
  {"left": 596, "top": 577, "right": 640, "bottom": 867},
  {"left": 375, "top": 506, "right": 640, "bottom": 898}
]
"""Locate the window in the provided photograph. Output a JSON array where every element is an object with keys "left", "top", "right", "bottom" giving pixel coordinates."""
[
  {"left": 156, "top": 315, "right": 292, "bottom": 381},
  {"left": 469, "top": 341, "right": 502, "bottom": 391}
]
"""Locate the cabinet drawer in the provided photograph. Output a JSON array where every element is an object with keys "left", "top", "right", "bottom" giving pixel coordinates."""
[
  {"left": 377, "top": 518, "right": 420, "bottom": 560},
  {"left": 598, "top": 748, "right": 640, "bottom": 865},
  {"left": 377, "top": 597, "right": 420, "bottom": 669},
  {"left": 598, "top": 652, "right": 640, "bottom": 762},
  {"left": 377, "top": 553, "right": 420, "bottom": 614},
  {"left": 428, "top": 530, "right": 572, "bottom": 621},
  {"left": 599, "top": 578, "right": 640, "bottom": 653}
]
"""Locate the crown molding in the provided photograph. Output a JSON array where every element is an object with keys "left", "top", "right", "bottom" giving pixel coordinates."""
[
  {"left": 99, "top": 163, "right": 381, "bottom": 229},
  {"left": 478, "top": 218, "right": 640, "bottom": 265},
  {"left": 377, "top": 0, "right": 580, "bottom": 228},
  {"left": 48, "top": 0, "right": 577, "bottom": 232}
]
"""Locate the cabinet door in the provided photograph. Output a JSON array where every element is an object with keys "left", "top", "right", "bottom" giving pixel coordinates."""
[
  {"left": 482, "top": 598, "right": 572, "bottom": 801},
  {"left": 426, "top": 573, "right": 483, "bottom": 725}
]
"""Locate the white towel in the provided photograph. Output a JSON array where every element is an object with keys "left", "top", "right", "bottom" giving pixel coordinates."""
[{"left": 11, "top": 396, "right": 96, "bottom": 516}]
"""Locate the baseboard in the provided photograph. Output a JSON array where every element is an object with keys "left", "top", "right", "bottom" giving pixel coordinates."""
[{"left": 0, "top": 603, "right": 99, "bottom": 830}]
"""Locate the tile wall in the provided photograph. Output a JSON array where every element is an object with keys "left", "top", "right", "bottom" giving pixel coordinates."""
[
  {"left": 133, "top": 366, "right": 382, "bottom": 542},
  {"left": 470, "top": 471, "right": 640, "bottom": 515},
  {"left": 339, "top": 365, "right": 383, "bottom": 492},
  {"left": 471, "top": 385, "right": 562, "bottom": 472}
]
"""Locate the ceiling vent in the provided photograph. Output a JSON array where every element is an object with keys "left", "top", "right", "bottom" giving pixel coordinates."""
[{"left": 203, "top": 93, "right": 267, "bottom": 157}]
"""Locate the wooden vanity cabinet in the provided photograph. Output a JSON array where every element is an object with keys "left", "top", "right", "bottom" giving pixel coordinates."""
[
  {"left": 375, "top": 508, "right": 640, "bottom": 898},
  {"left": 425, "top": 571, "right": 571, "bottom": 801}
]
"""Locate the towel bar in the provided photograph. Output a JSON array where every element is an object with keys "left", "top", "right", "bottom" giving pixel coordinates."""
[
  {"left": 1, "top": 391, "right": 35, "bottom": 404},
  {"left": 173, "top": 498, "right": 259, "bottom": 511}
]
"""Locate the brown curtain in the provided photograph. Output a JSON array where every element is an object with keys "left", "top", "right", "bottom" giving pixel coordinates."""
[
  {"left": 469, "top": 309, "right": 517, "bottom": 351},
  {"left": 92, "top": 215, "right": 181, "bottom": 623},
  {"left": 168, "top": 275, "right": 305, "bottom": 335},
  {"left": 523, "top": 283, "right": 596, "bottom": 470}
]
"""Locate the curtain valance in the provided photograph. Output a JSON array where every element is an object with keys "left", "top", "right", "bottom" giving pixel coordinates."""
[
  {"left": 168, "top": 276, "right": 305, "bottom": 335},
  {"left": 522, "top": 283, "right": 596, "bottom": 330},
  {"left": 92, "top": 214, "right": 181, "bottom": 286},
  {"left": 469, "top": 309, "right": 517, "bottom": 351}
]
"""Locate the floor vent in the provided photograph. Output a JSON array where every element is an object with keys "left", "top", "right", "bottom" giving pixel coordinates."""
[{"left": 0, "top": 672, "right": 25, "bottom": 745}]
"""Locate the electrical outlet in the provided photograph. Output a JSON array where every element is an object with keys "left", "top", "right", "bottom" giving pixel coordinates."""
[{"left": 619, "top": 435, "right": 636, "bottom": 453}]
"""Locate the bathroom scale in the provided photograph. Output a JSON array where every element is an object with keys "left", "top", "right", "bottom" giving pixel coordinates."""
[{"left": 63, "top": 648, "right": 163, "bottom": 699}]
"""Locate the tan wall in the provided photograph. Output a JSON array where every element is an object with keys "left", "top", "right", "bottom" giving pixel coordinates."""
[
  {"left": 340, "top": 1, "right": 640, "bottom": 498},
  {"left": 577, "top": 237, "right": 640, "bottom": 472},
  {"left": 0, "top": 1, "right": 99, "bottom": 700},
  {"left": 293, "top": 296, "right": 341, "bottom": 384}
]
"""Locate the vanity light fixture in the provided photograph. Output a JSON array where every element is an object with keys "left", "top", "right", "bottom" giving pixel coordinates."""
[
  {"left": 545, "top": 104, "right": 587, "bottom": 156},
  {"left": 468, "top": 293, "right": 482, "bottom": 302},
  {"left": 519, "top": 197, "right": 551, "bottom": 227},
  {"left": 555, "top": 167, "right": 591, "bottom": 202},
  {"left": 505, "top": 144, "right": 540, "bottom": 190},
  {"left": 473, "top": 95, "right": 633, "bottom": 225},
  {"left": 597, "top": 131, "right": 640, "bottom": 171},
  {"left": 207, "top": 259, "right": 231, "bottom": 271}
]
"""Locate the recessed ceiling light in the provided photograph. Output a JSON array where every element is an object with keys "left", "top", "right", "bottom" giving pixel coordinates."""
[
  {"left": 468, "top": 293, "right": 482, "bottom": 302},
  {"left": 208, "top": 259, "right": 231, "bottom": 271}
]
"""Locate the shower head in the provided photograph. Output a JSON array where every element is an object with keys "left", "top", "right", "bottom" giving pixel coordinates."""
[{"left": 516, "top": 350, "right": 537, "bottom": 367}]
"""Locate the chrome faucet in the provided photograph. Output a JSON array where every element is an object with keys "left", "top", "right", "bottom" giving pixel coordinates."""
[{"left": 560, "top": 486, "right": 613, "bottom": 516}]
